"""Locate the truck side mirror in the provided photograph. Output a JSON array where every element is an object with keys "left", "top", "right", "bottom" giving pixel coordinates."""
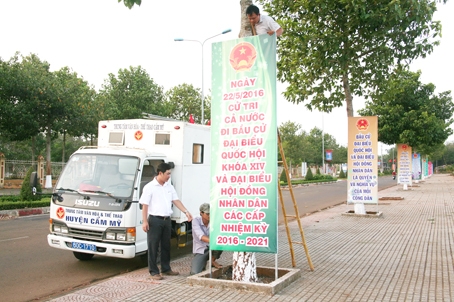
[
  {"left": 167, "top": 162, "right": 175, "bottom": 169},
  {"left": 30, "top": 172, "right": 38, "bottom": 195}
]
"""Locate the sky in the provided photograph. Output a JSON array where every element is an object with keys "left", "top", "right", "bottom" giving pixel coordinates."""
[{"left": 1, "top": 0, "right": 453, "bottom": 150}]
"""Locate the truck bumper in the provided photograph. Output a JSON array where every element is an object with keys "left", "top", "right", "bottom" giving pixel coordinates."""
[{"left": 47, "top": 234, "right": 138, "bottom": 258}]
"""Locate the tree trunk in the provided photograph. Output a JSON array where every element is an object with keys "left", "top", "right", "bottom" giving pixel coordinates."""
[
  {"left": 342, "top": 73, "right": 354, "bottom": 117},
  {"left": 46, "top": 130, "right": 51, "bottom": 175},
  {"left": 31, "top": 136, "right": 36, "bottom": 162},
  {"left": 232, "top": 0, "right": 259, "bottom": 283},
  {"left": 232, "top": 252, "right": 258, "bottom": 282},
  {"left": 62, "top": 131, "right": 66, "bottom": 163},
  {"left": 239, "top": 0, "right": 254, "bottom": 38}
]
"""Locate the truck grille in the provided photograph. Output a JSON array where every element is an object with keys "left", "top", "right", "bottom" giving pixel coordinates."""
[{"left": 69, "top": 227, "right": 103, "bottom": 241}]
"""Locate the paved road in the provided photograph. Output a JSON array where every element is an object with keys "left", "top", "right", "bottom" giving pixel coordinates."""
[
  {"left": 0, "top": 215, "right": 192, "bottom": 302},
  {"left": 279, "top": 176, "right": 396, "bottom": 223}
]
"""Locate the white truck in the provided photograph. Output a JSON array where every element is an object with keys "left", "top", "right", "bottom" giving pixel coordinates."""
[{"left": 43, "top": 118, "right": 210, "bottom": 260}]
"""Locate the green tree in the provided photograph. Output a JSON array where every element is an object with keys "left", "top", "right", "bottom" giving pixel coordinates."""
[
  {"left": 165, "top": 83, "right": 211, "bottom": 123},
  {"left": 305, "top": 128, "right": 333, "bottom": 165},
  {"left": 49, "top": 135, "right": 89, "bottom": 162},
  {"left": 0, "top": 53, "right": 96, "bottom": 168},
  {"left": 358, "top": 70, "right": 454, "bottom": 155},
  {"left": 52, "top": 67, "right": 96, "bottom": 162},
  {"left": 118, "top": 0, "right": 141, "bottom": 9},
  {"left": 437, "top": 143, "right": 454, "bottom": 166},
  {"left": 332, "top": 146, "right": 348, "bottom": 165},
  {"left": 0, "top": 135, "right": 46, "bottom": 161},
  {"left": 0, "top": 53, "right": 42, "bottom": 142},
  {"left": 97, "top": 66, "right": 167, "bottom": 120},
  {"left": 259, "top": 0, "right": 442, "bottom": 116},
  {"left": 278, "top": 121, "right": 305, "bottom": 165},
  {"left": 1, "top": 53, "right": 64, "bottom": 175}
]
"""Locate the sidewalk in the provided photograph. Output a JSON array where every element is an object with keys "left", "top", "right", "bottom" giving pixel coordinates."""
[{"left": 47, "top": 174, "right": 454, "bottom": 302}]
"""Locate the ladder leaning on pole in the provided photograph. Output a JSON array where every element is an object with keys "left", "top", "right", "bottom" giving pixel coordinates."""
[{"left": 277, "top": 130, "right": 315, "bottom": 271}]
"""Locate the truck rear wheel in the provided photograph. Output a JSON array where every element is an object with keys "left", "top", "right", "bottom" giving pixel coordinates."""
[{"left": 73, "top": 251, "right": 94, "bottom": 261}]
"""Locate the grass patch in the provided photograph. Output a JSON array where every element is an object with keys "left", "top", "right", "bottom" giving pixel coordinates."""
[{"left": 280, "top": 177, "right": 337, "bottom": 186}]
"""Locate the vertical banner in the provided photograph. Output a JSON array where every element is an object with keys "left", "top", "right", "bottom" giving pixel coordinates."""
[
  {"left": 210, "top": 34, "right": 278, "bottom": 253},
  {"left": 423, "top": 156, "right": 429, "bottom": 178},
  {"left": 326, "top": 149, "right": 333, "bottom": 161},
  {"left": 347, "top": 117, "right": 378, "bottom": 204},
  {"left": 412, "top": 153, "right": 421, "bottom": 180},
  {"left": 397, "top": 144, "right": 412, "bottom": 185}
]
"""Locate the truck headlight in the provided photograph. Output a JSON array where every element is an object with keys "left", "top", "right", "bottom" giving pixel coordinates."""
[
  {"left": 53, "top": 224, "right": 68, "bottom": 234},
  {"left": 106, "top": 232, "right": 116, "bottom": 240},
  {"left": 116, "top": 233, "right": 126, "bottom": 241},
  {"left": 104, "top": 228, "right": 136, "bottom": 242}
]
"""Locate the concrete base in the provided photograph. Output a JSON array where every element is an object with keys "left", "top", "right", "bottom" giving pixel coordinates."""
[
  {"left": 379, "top": 197, "right": 404, "bottom": 200},
  {"left": 187, "top": 265, "right": 300, "bottom": 296},
  {"left": 342, "top": 210, "right": 383, "bottom": 218}
]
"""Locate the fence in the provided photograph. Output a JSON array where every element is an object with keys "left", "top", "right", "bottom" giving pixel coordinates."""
[{"left": 0, "top": 154, "right": 65, "bottom": 188}]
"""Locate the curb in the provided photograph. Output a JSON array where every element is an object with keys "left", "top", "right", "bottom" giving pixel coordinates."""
[{"left": 0, "top": 206, "right": 50, "bottom": 219}]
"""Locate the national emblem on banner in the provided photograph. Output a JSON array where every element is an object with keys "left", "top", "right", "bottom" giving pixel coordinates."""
[{"left": 229, "top": 42, "right": 257, "bottom": 72}]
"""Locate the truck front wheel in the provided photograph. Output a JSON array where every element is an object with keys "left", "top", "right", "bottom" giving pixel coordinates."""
[{"left": 73, "top": 252, "right": 94, "bottom": 261}]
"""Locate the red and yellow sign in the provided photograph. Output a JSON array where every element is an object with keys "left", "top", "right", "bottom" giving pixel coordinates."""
[
  {"left": 134, "top": 130, "right": 143, "bottom": 141},
  {"left": 56, "top": 207, "right": 65, "bottom": 219}
]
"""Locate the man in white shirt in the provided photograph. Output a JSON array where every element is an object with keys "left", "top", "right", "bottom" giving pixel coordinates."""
[
  {"left": 246, "top": 4, "right": 283, "bottom": 37},
  {"left": 140, "top": 162, "right": 193, "bottom": 280},
  {"left": 190, "top": 203, "right": 223, "bottom": 274}
]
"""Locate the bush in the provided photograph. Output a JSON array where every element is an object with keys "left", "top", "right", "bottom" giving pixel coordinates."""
[
  {"left": 0, "top": 199, "right": 50, "bottom": 211},
  {"left": 305, "top": 168, "right": 314, "bottom": 181},
  {"left": 0, "top": 195, "right": 22, "bottom": 202},
  {"left": 312, "top": 174, "right": 334, "bottom": 181},
  {"left": 280, "top": 169, "right": 288, "bottom": 183},
  {"left": 339, "top": 169, "right": 346, "bottom": 178},
  {"left": 316, "top": 167, "right": 321, "bottom": 175},
  {"left": 20, "top": 167, "right": 42, "bottom": 201}
]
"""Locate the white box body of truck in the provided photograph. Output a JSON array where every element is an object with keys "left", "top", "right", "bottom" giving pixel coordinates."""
[{"left": 47, "top": 119, "right": 210, "bottom": 260}]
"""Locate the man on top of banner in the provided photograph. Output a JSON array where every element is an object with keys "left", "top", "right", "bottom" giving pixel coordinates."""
[{"left": 246, "top": 4, "right": 283, "bottom": 37}]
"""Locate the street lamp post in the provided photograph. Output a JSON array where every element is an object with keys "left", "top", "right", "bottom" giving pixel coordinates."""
[{"left": 174, "top": 29, "right": 232, "bottom": 124}]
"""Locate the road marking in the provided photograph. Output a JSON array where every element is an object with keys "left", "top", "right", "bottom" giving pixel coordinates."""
[{"left": 0, "top": 236, "right": 29, "bottom": 242}]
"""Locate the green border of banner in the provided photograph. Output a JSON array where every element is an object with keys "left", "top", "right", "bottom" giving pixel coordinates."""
[{"left": 210, "top": 34, "right": 278, "bottom": 253}]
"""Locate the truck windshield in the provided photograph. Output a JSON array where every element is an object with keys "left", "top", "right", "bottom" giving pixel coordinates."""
[{"left": 56, "top": 154, "right": 139, "bottom": 198}]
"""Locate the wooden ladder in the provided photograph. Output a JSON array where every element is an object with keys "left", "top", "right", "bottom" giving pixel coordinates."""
[{"left": 277, "top": 130, "right": 314, "bottom": 270}]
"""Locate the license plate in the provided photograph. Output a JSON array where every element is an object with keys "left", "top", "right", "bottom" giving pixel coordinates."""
[{"left": 72, "top": 242, "right": 96, "bottom": 251}]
